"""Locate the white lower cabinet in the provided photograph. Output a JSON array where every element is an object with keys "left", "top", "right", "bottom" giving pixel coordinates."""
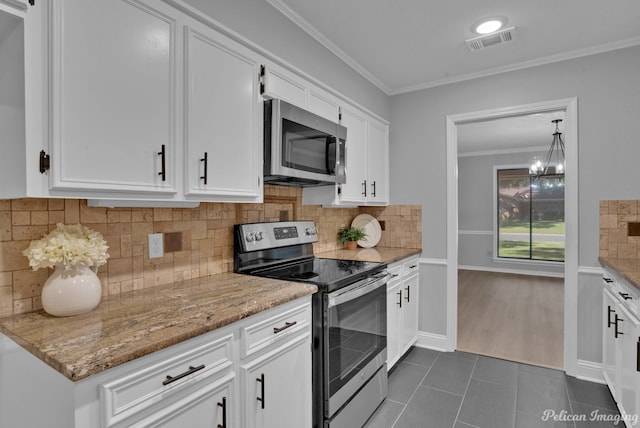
[
  {"left": 0, "top": 296, "right": 312, "bottom": 428},
  {"left": 602, "top": 270, "right": 640, "bottom": 427},
  {"left": 241, "top": 334, "right": 312, "bottom": 428},
  {"left": 387, "top": 257, "right": 419, "bottom": 369}
]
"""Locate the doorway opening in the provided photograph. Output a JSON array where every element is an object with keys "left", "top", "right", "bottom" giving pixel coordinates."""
[{"left": 445, "top": 98, "right": 578, "bottom": 374}]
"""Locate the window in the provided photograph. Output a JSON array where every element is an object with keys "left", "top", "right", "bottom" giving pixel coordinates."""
[{"left": 496, "top": 167, "right": 565, "bottom": 262}]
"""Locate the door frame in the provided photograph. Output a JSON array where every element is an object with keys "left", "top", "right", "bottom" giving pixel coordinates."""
[{"left": 445, "top": 97, "right": 578, "bottom": 375}]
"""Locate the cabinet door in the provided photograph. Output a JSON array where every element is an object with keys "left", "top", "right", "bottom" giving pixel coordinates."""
[
  {"left": 132, "top": 374, "right": 234, "bottom": 428},
  {"left": 386, "top": 279, "right": 402, "bottom": 369},
  {"left": 308, "top": 90, "right": 339, "bottom": 122},
  {"left": 339, "top": 105, "right": 368, "bottom": 204},
  {"left": 49, "top": 0, "right": 178, "bottom": 195},
  {"left": 617, "top": 303, "right": 640, "bottom": 426},
  {"left": 183, "top": 23, "right": 262, "bottom": 201},
  {"left": 401, "top": 273, "right": 419, "bottom": 352},
  {"left": 603, "top": 288, "right": 620, "bottom": 398},
  {"left": 367, "top": 118, "right": 389, "bottom": 204},
  {"left": 241, "top": 335, "right": 311, "bottom": 428},
  {"left": 262, "top": 66, "right": 306, "bottom": 108}
]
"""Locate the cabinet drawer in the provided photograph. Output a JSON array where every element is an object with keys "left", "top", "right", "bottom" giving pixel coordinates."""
[
  {"left": 241, "top": 301, "right": 311, "bottom": 359},
  {"left": 100, "top": 333, "right": 233, "bottom": 428},
  {"left": 388, "top": 265, "right": 402, "bottom": 284},
  {"left": 402, "top": 258, "right": 419, "bottom": 277}
]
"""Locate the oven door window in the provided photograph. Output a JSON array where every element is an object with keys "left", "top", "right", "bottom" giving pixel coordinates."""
[
  {"left": 325, "top": 283, "right": 386, "bottom": 399},
  {"left": 282, "top": 119, "right": 336, "bottom": 175}
]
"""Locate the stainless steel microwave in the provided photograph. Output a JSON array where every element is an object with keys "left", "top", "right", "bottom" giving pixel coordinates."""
[{"left": 264, "top": 99, "right": 346, "bottom": 186}]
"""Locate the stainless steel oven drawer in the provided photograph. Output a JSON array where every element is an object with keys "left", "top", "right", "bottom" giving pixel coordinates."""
[{"left": 325, "top": 364, "right": 388, "bottom": 428}]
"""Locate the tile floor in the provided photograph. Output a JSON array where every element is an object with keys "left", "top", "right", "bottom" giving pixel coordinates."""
[{"left": 364, "top": 347, "right": 623, "bottom": 428}]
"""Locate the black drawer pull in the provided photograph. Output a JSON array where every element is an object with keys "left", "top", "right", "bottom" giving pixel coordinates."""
[
  {"left": 273, "top": 321, "right": 297, "bottom": 334},
  {"left": 603, "top": 277, "right": 614, "bottom": 283},
  {"left": 162, "top": 364, "right": 205, "bottom": 385},
  {"left": 158, "top": 144, "right": 166, "bottom": 182},
  {"left": 256, "top": 373, "right": 265, "bottom": 409},
  {"left": 217, "top": 396, "right": 227, "bottom": 428},
  {"left": 620, "top": 292, "right": 632, "bottom": 300},
  {"left": 637, "top": 340, "right": 640, "bottom": 373},
  {"left": 409, "top": 264, "right": 418, "bottom": 269}
]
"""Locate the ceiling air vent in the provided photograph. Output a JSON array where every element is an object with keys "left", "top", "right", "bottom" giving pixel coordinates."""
[{"left": 465, "top": 27, "right": 517, "bottom": 51}]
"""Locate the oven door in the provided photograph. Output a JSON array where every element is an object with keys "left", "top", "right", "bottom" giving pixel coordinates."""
[{"left": 324, "top": 274, "right": 388, "bottom": 417}]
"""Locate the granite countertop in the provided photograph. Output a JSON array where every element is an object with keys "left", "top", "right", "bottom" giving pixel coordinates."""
[
  {"left": 0, "top": 273, "right": 317, "bottom": 382},
  {"left": 599, "top": 256, "right": 640, "bottom": 290},
  {"left": 317, "top": 246, "right": 422, "bottom": 264}
]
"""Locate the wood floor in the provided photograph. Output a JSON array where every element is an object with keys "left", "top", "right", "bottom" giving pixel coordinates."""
[{"left": 457, "top": 269, "right": 564, "bottom": 370}]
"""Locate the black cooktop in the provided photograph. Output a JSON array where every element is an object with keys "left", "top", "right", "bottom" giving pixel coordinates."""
[{"left": 251, "top": 257, "right": 386, "bottom": 292}]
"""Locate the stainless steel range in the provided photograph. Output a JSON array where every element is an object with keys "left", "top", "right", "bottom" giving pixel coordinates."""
[{"left": 234, "top": 221, "right": 389, "bottom": 428}]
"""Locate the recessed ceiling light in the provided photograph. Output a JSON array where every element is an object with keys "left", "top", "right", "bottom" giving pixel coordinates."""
[{"left": 474, "top": 18, "right": 505, "bottom": 35}]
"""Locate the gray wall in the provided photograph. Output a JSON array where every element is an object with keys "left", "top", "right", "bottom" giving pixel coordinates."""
[
  {"left": 458, "top": 151, "right": 563, "bottom": 276},
  {"left": 182, "top": 0, "right": 390, "bottom": 120},
  {"left": 390, "top": 45, "right": 640, "bottom": 363}
]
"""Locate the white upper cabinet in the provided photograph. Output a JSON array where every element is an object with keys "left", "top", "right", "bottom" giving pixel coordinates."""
[
  {"left": 307, "top": 89, "right": 340, "bottom": 122},
  {"left": 261, "top": 66, "right": 306, "bottom": 108},
  {"left": 183, "top": 22, "right": 262, "bottom": 202},
  {"left": 48, "top": 0, "right": 178, "bottom": 195},
  {"left": 338, "top": 105, "right": 369, "bottom": 204},
  {"left": 367, "top": 117, "right": 390, "bottom": 204}
]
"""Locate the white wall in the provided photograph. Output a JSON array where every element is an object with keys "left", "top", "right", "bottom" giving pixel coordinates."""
[
  {"left": 182, "top": 0, "right": 390, "bottom": 120},
  {"left": 390, "top": 45, "right": 640, "bottom": 365},
  {"left": 458, "top": 150, "right": 563, "bottom": 276}
]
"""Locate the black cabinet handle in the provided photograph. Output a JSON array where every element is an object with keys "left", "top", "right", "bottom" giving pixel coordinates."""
[
  {"left": 200, "top": 152, "right": 208, "bottom": 185},
  {"left": 256, "top": 373, "right": 265, "bottom": 409},
  {"left": 362, "top": 180, "right": 367, "bottom": 197},
  {"left": 608, "top": 306, "right": 615, "bottom": 327},
  {"left": 603, "top": 277, "right": 614, "bottom": 283},
  {"left": 397, "top": 290, "right": 402, "bottom": 308},
  {"left": 371, "top": 181, "right": 376, "bottom": 197},
  {"left": 405, "top": 285, "right": 410, "bottom": 302},
  {"left": 217, "top": 396, "right": 227, "bottom": 428},
  {"left": 158, "top": 144, "right": 166, "bottom": 181},
  {"left": 273, "top": 321, "right": 297, "bottom": 334},
  {"left": 637, "top": 340, "right": 640, "bottom": 373},
  {"left": 409, "top": 264, "right": 418, "bottom": 269},
  {"left": 162, "top": 364, "right": 205, "bottom": 385},
  {"left": 620, "top": 292, "right": 632, "bottom": 301},
  {"left": 614, "top": 314, "right": 624, "bottom": 338}
]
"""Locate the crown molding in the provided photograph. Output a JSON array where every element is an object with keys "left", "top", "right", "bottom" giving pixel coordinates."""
[
  {"left": 266, "top": 0, "right": 392, "bottom": 95},
  {"left": 391, "top": 35, "right": 640, "bottom": 95}
]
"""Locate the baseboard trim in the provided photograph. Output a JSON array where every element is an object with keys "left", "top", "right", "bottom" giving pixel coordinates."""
[
  {"left": 574, "top": 359, "right": 605, "bottom": 384},
  {"left": 415, "top": 331, "right": 452, "bottom": 352},
  {"left": 458, "top": 264, "right": 564, "bottom": 278}
]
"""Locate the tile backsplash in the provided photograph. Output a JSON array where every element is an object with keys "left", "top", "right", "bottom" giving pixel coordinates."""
[
  {"left": 0, "top": 186, "right": 421, "bottom": 317},
  {"left": 599, "top": 200, "right": 640, "bottom": 259}
]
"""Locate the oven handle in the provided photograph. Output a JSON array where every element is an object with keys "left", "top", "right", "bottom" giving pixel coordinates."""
[{"left": 327, "top": 274, "right": 390, "bottom": 308}]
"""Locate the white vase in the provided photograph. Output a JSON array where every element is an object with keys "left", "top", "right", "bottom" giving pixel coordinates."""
[{"left": 41, "top": 265, "right": 102, "bottom": 317}]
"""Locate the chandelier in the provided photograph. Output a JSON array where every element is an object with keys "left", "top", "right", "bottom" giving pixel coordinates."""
[{"left": 529, "top": 119, "right": 565, "bottom": 177}]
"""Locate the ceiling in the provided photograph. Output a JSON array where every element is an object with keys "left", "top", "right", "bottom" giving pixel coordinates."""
[
  {"left": 457, "top": 111, "right": 564, "bottom": 155},
  {"left": 267, "top": 0, "right": 640, "bottom": 95}
]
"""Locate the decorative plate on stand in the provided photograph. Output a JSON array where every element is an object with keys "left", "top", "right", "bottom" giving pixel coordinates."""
[{"left": 351, "top": 214, "right": 382, "bottom": 248}]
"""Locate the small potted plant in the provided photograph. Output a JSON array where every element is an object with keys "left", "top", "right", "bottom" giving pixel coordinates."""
[{"left": 338, "top": 226, "right": 367, "bottom": 250}]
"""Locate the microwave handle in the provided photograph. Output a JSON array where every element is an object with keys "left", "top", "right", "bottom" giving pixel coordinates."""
[{"left": 326, "top": 136, "right": 336, "bottom": 173}]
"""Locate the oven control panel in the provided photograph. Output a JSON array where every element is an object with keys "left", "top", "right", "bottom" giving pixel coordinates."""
[{"left": 236, "top": 221, "right": 318, "bottom": 251}]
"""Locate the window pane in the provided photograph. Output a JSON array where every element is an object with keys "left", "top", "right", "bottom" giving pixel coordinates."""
[
  {"left": 497, "top": 168, "right": 531, "bottom": 259},
  {"left": 531, "top": 175, "right": 565, "bottom": 261}
]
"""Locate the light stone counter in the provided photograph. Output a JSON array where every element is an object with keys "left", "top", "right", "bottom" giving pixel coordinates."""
[
  {"left": 317, "top": 247, "right": 421, "bottom": 264},
  {"left": 0, "top": 273, "right": 317, "bottom": 381},
  {"left": 599, "top": 256, "right": 640, "bottom": 290}
]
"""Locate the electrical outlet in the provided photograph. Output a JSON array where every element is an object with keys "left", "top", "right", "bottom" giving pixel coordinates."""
[{"left": 148, "top": 233, "right": 164, "bottom": 258}]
